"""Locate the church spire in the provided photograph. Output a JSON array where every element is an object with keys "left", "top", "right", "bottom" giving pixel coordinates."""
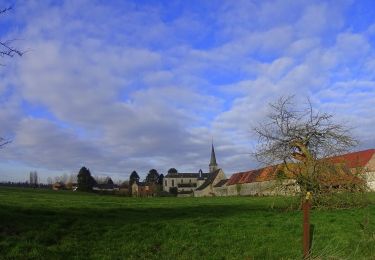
[{"left": 209, "top": 142, "right": 218, "bottom": 172}]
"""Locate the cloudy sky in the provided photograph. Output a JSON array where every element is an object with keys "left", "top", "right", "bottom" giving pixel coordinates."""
[{"left": 0, "top": 0, "right": 374, "bottom": 182}]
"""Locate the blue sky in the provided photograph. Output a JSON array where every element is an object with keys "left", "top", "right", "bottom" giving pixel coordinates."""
[{"left": 0, "top": 0, "right": 374, "bottom": 182}]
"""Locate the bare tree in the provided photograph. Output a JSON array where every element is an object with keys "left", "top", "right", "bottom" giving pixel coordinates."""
[
  {"left": 1, "top": 6, "right": 23, "bottom": 148},
  {"left": 1, "top": 6, "right": 23, "bottom": 60},
  {"left": 60, "top": 173, "right": 68, "bottom": 184},
  {"left": 68, "top": 173, "right": 77, "bottom": 184},
  {"left": 47, "top": 177, "right": 53, "bottom": 185},
  {"left": 29, "top": 171, "right": 38, "bottom": 188},
  {"left": 0, "top": 137, "right": 11, "bottom": 148},
  {"left": 253, "top": 96, "right": 358, "bottom": 194}
]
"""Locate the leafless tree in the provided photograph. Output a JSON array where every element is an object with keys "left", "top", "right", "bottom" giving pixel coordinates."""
[
  {"left": 0, "top": 6, "right": 23, "bottom": 61},
  {"left": 0, "top": 137, "right": 11, "bottom": 148},
  {"left": 1, "top": 6, "right": 23, "bottom": 148},
  {"left": 253, "top": 96, "right": 358, "bottom": 194},
  {"left": 68, "top": 173, "right": 77, "bottom": 184},
  {"left": 29, "top": 171, "right": 38, "bottom": 187},
  {"left": 47, "top": 177, "right": 53, "bottom": 185}
]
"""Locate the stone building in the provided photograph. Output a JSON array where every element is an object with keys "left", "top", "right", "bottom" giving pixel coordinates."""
[
  {"left": 163, "top": 143, "right": 227, "bottom": 197},
  {"left": 194, "top": 168, "right": 226, "bottom": 197},
  {"left": 130, "top": 181, "right": 160, "bottom": 197},
  {"left": 328, "top": 149, "right": 375, "bottom": 190},
  {"left": 223, "top": 148, "right": 375, "bottom": 196}
]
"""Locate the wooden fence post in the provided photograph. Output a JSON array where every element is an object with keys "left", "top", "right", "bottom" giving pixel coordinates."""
[{"left": 303, "top": 192, "right": 312, "bottom": 259}]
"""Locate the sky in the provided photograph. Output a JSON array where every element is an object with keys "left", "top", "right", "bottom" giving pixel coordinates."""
[{"left": 0, "top": 0, "right": 374, "bottom": 183}]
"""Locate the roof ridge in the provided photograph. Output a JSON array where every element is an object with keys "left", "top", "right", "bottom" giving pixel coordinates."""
[{"left": 328, "top": 148, "right": 375, "bottom": 159}]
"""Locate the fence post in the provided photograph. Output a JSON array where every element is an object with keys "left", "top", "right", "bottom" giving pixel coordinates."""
[{"left": 303, "top": 192, "right": 312, "bottom": 259}]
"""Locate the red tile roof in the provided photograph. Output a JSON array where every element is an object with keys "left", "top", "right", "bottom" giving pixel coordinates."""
[
  {"left": 226, "top": 166, "right": 278, "bottom": 185},
  {"left": 227, "top": 149, "right": 375, "bottom": 186},
  {"left": 327, "top": 149, "right": 375, "bottom": 169}
]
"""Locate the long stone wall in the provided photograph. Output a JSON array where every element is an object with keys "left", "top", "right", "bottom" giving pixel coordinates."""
[
  {"left": 212, "top": 186, "right": 228, "bottom": 196},
  {"left": 221, "top": 179, "right": 299, "bottom": 197}
]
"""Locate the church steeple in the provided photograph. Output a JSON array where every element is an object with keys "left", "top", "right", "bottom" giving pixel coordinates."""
[{"left": 209, "top": 142, "right": 218, "bottom": 172}]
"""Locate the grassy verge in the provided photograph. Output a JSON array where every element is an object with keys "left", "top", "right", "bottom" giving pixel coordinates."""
[{"left": 0, "top": 187, "right": 374, "bottom": 259}]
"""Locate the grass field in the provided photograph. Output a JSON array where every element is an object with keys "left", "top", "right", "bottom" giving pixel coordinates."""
[{"left": 0, "top": 187, "right": 374, "bottom": 259}]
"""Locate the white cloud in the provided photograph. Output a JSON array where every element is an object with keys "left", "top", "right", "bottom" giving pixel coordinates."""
[{"left": 0, "top": 0, "right": 374, "bottom": 181}]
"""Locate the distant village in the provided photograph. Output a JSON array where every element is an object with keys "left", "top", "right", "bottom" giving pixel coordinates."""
[{"left": 2, "top": 145, "right": 375, "bottom": 197}]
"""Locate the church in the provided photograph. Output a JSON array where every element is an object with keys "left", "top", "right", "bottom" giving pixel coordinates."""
[
  {"left": 163, "top": 144, "right": 227, "bottom": 197},
  {"left": 164, "top": 145, "right": 375, "bottom": 197}
]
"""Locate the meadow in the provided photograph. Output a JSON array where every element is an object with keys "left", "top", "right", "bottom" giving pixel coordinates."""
[{"left": 0, "top": 187, "right": 374, "bottom": 259}]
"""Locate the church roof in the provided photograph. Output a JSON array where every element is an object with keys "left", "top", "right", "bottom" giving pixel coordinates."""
[
  {"left": 196, "top": 169, "right": 221, "bottom": 191},
  {"left": 209, "top": 143, "right": 217, "bottom": 166},
  {"left": 214, "top": 179, "right": 228, "bottom": 188},
  {"left": 165, "top": 172, "right": 210, "bottom": 178}
]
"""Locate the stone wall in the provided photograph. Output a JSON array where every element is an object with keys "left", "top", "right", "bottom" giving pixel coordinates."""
[
  {"left": 194, "top": 187, "right": 213, "bottom": 197},
  {"left": 364, "top": 154, "right": 375, "bottom": 191},
  {"left": 365, "top": 172, "right": 375, "bottom": 191},
  {"left": 226, "top": 179, "right": 299, "bottom": 196},
  {"left": 212, "top": 186, "right": 228, "bottom": 196},
  {"left": 194, "top": 169, "right": 227, "bottom": 197}
]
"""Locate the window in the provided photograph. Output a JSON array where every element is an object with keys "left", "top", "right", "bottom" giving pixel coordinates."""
[
  {"left": 189, "top": 179, "right": 192, "bottom": 183},
  {"left": 165, "top": 180, "right": 167, "bottom": 186},
  {"left": 181, "top": 179, "right": 183, "bottom": 183},
  {"left": 172, "top": 180, "right": 174, "bottom": 187}
]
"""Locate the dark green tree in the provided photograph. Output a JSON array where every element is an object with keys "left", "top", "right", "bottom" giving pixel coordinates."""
[
  {"left": 129, "top": 170, "right": 140, "bottom": 185},
  {"left": 145, "top": 169, "right": 159, "bottom": 184},
  {"left": 77, "top": 167, "right": 96, "bottom": 191},
  {"left": 167, "top": 168, "right": 178, "bottom": 174},
  {"left": 157, "top": 174, "right": 164, "bottom": 186}
]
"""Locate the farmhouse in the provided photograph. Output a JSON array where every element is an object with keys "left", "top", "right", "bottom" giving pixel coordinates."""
[
  {"left": 131, "top": 182, "right": 159, "bottom": 197},
  {"left": 221, "top": 149, "right": 375, "bottom": 197},
  {"left": 328, "top": 149, "right": 375, "bottom": 190},
  {"left": 164, "top": 144, "right": 227, "bottom": 197},
  {"left": 225, "top": 166, "right": 299, "bottom": 196}
]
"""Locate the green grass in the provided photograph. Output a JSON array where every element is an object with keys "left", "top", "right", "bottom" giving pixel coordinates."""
[{"left": 0, "top": 187, "right": 374, "bottom": 259}]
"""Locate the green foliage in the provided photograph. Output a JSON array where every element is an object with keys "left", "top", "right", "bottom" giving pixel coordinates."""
[
  {"left": 145, "top": 169, "right": 159, "bottom": 184},
  {"left": 129, "top": 171, "right": 139, "bottom": 186},
  {"left": 311, "top": 192, "right": 370, "bottom": 209},
  {"left": 156, "top": 190, "right": 174, "bottom": 197},
  {"left": 0, "top": 187, "right": 374, "bottom": 259},
  {"left": 167, "top": 168, "right": 178, "bottom": 174},
  {"left": 157, "top": 174, "right": 164, "bottom": 186},
  {"left": 77, "top": 167, "right": 96, "bottom": 192},
  {"left": 169, "top": 187, "right": 178, "bottom": 196}
]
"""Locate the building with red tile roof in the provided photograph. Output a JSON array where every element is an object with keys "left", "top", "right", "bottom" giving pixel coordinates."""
[
  {"left": 223, "top": 149, "right": 375, "bottom": 196},
  {"left": 328, "top": 149, "right": 375, "bottom": 169}
]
